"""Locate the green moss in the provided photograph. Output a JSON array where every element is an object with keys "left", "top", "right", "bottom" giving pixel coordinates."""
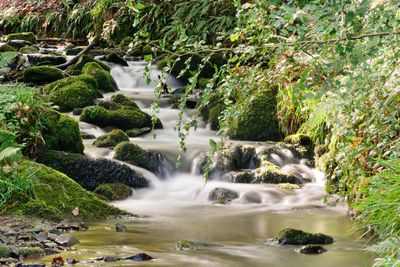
[
  {"left": 114, "top": 142, "right": 151, "bottom": 169},
  {"left": 208, "top": 103, "right": 225, "bottom": 130},
  {"left": 45, "top": 74, "right": 99, "bottom": 93},
  {"left": 0, "top": 52, "right": 20, "bottom": 68},
  {"left": 18, "top": 199, "right": 63, "bottom": 221},
  {"left": 93, "top": 129, "right": 129, "bottom": 148},
  {"left": 11, "top": 161, "right": 128, "bottom": 219},
  {"left": 226, "top": 89, "right": 281, "bottom": 141},
  {"left": 19, "top": 247, "right": 45, "bottom": 258},
  {"left": 67, "top": 55, "right": 110, "bottom": 75},
  {"left": 82, "top": 62, "right": 118, "bottom": 92},
  {"left": 19, "top": 46, "right": 39, "bottom": 54},
  {"left": 176, "top": 240, "right": 196, "bottom": 251},
  {"left": 0, "top": 44, "right": 17, "bottom": 52},
  {"left": 253, "top": 161, "right": 300, "bottom": 184},
  {"left": 94, "top": 183, "right": 132, "bottom": 201},
  {"left": 5, "top": 32, "right": 36, "bottom": 44},
  {"left": 276, "top": 228, "right": 334, "bottom": 245},
  {"left": 41, "top": 108, "right": 84, "bottom": 154},
  {"left": 49, "top": 81, "right": 99, "bottom": 111},
  {"left": 111, "top": 94, "right": 138, "bottom": 109},
  {"left": 0, "top": 244, "right": 12, "bottom": 258},
  {"left": 125, "top": 127, "right": 151, "bottom": 137},
  {"left": 80, "top": 106, "right": 152, "bottom": 130},
  {"left": 120, "top": 36, "right": 134, "bottom": 47},
  {"left": 23, "top": 66, "right": 64, "bottom": 85},
  {"left": 284, "top": 134, "right": 312, "bottom": 146}
]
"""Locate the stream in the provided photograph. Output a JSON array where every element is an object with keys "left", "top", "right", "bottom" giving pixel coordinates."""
[{"left": 45, "top": 60, "right": 373, "bottom": 266}]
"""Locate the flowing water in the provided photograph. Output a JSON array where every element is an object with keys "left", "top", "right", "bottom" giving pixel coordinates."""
[{"left": 48, "top": 61, "right": 373, "bottom": 266}]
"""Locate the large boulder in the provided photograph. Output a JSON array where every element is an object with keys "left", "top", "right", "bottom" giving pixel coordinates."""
[
  {"left": 40, "top": 108, "right": 84, "bottom": 154},
  {"left": 82, "top": 62, "right": 118, "bottom": 92},
  {"left": 226, "top": 89, "right": 281, "bottom": 141},
  {"left": 99, "top": 53, "right": 128, "bottom": 66},
  {"left": 276, "top": 228, "right": 334, "bottom": 245},
  {"left": 45, "top": 74, "right": 99, "bottom": 93},
  {"left": 27, "top": 54, "right": 67, "bottom": 66},
  {"left": 114, "top": 142, "right": 167, "bottom": 175},
  {"left": 252, "top": 161, "right": 302, "bottom": 184},
  {"left": 93, "top": 129, "right": 129, "bottom": 148},
  {"left": 80, "top": 106, "right": 156, "bottom": 130},
  {"left": 4, "top": 32, "right": 37, "bottom": 44},
  {"left": 19, "top": 46, "right": 39, "bottom": 54},
  {"left": 4, "top": 161, "right": 128, "bottom": 220},
  {"left": 23, "top": 66, "right": 64, "bottom": 85},
  {"left": 36, "top": 150, "right": 149, "bottom": 191}
]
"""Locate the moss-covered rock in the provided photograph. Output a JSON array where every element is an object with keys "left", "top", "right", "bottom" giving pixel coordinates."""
[
  {"left": 93, "top": 129, "right": 129, "bottom": 148},
  {"left": 0, "top": 44, "right": 17, "bottom": 52},
  {"left": 66, "top": 55, "right": 110, "bottom": 75},
  {"left": 40, "top": 108, "right": 84, "bottom": 154},
  {"left": 176, "top": 240, "right": 196, "bottom": 251},
  {"left": 23, "top": 66, "right": 64, "bottom": 85},
  {"left": 253, "top": 161, "right": 302, "bottom": 184},
  {"left": 284, "top": 134, "right": 313, "bottom": 146},
  {"left": 226, "top": 89, "right": 281, "bottom": 141},
  {"left": 94, "top": 183, "right": 132, "bottom": 201},
  {"left": 27, "top": 54, "right": 67, "bottom": 66},
  {"left": 0, "top": 244, "right": 12, "bottom": 258},
  {"left": 276, "top": 228, "right": 334, "bottom": 245},
  {"left": 5, "top": 32, "right": 36, "bottom": 44},
  {"left": 36, "top": 150, "right": 149, "bottom": 190},
  {"left": 101, "top": 53, "right": 128, "bottom": 66},
  {"left": 18, "top": 247, "right": 45, "bottom": 258},
  {"left": 80, "top": 106, "right": 153, "bottom": 130},
  {"left": 82, "top": 62, "right": 118, "bottom": 92},
  {"left": 48, "top": 81, "right": 99, "bottom": 111},
  {"left": 19, "top": 46, "right": 39, "bottom": 54},
  {"left": 45, "top": 74, "right": 99, "bottom": 93},
  {"left": 111, "top": 94, "right": 138, "bottom": 109},
  {"left": 114, "top": 142, "right": 159, "bottom": 172},
  {"left": 208, "top": 187, "right": 239, "bottom": 204},
  {"left": 6, "top": 161, "right": 129, "bottom": 220}
]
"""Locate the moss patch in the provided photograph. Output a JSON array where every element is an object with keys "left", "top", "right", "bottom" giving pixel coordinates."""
[
  {"left": 284, "top": 134, "right": 312, "bottom": 146},
  {"left": 114, "top": 142, "right": 153, "bottom": 170},
  {"left": 226, "top": 89, "right": 281, "bottom": 141},
  {"left": 67, "top": 54, "right": 110, "bottom": 75},
  {"left": 253, "top": 161, "right": 301, "bottom": 184},
  {"left": 0, "top": 244, "right": 12, "bottom": 258},
  {"left": 23, "top": 66, "right": 64, "bottom": 85},
  {"left": 94, "top": 183, "right": 132, "bottom": 201},
  {"left": 111, "top": 94, "right": 138, "bottom": 109},
  {"left": 40, "top": 108, "right": 84, "bottom": 154},
  {"left": 82, "top": 62, "right": 118, "bottom": 92}
]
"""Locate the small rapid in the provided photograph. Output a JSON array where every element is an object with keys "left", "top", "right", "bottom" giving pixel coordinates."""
[{"left": 71, "top": 60, "right": 373, "bottom": 266}]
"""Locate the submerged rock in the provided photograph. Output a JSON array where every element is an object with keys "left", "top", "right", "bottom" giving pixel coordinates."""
[
  {"left": 208, "top": 187, "right": 239, "bottom": 204},
  {"left": 124, "top": 253, "right": 154, "bottom": 261},
  {"left": 37, "top": 150, "right": 149, "bottom": 190},
  {"left": 115, "top": 223, "right": 127, "bottom": 232},
  {"left": 298, "top": 244, "right": 327, "bottom": 254},
  {"left": 125, "top": 127, "right": 151, "bottom": 137},
  {"left": 99, "top": 53, "right": 129, "bottom": 66},
  {"left": 276, "top": 228, "right": 334, "bottom": 245}
]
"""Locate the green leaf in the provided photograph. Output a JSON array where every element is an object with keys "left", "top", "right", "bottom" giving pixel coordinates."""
[
  {"left": 144, "top": 54, "right": 153, "bottom": 62},
  {"left": 135, "top": 2, "right": 145, "bottom": 10}
]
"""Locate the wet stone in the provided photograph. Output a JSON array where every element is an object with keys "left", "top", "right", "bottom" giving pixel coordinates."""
[
  {"left": 55, "top": 234, "right": 79, "bottom": 247},
  {"left": 104, "top": 256, "right": 118, "bottom": 262},
  {"left": 124, "top": 253, "right": 154, "bottom": 261},
  {"left": 299, "top": 244, "right": 328, "bottom": 254},
  {"left": 115, "top": 223, "right": 127, "bottom": 232}
]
